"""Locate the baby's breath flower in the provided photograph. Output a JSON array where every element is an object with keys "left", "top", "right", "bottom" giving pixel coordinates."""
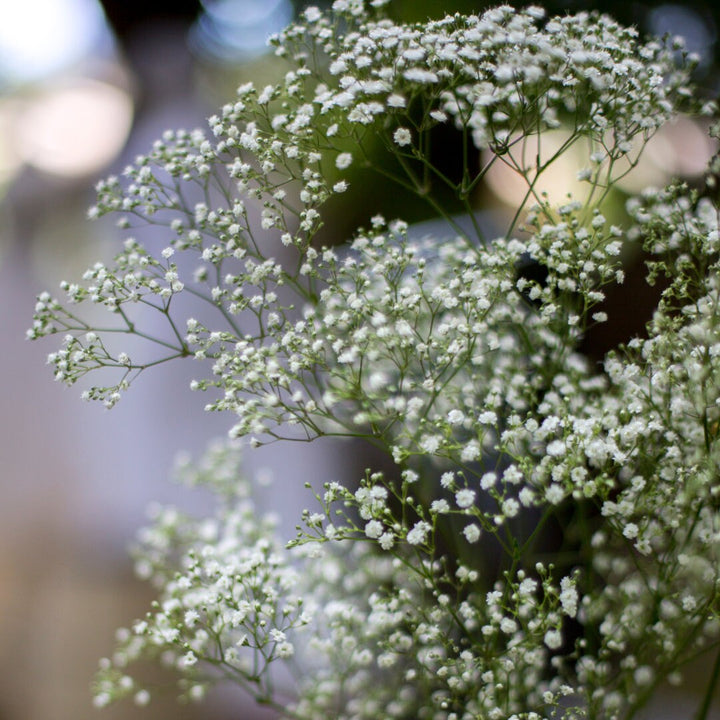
[
  {"left": 393, "top": 127, "right": 412, "bottom": 146},
  {"left": 406, "top": 520, "right": 431, "bottom": 546},
  {"left": 463, "top": 524, "right": 481, "bottom": 543},
  {"left": 335, "top": 152, "right": 353, "bottom": 169},
  {"left": 31, "top": 3, "right": 720, "bottom": 719},
  {"left": 455, "top": 489, "right": 475, "bottom": 509}
]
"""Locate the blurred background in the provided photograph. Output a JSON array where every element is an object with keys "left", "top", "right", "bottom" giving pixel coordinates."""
[{"left": 1, "top": 0, "right": 720, "bottom": 718}]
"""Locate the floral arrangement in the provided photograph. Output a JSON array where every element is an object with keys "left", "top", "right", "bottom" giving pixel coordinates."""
[{"left": 28, "top": 1, "right": 720, "bottom": 718}]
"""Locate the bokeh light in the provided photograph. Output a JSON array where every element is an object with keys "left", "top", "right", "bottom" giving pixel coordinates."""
[
  {"left": 483, "top": 129, "right": 592, "bottom": 208},
  {"left": 190, "top": 0, "right": 293, "bottom": 63},
  {"left": 17, "top": 78, "right": 133, "bottom": 178},
  {"left": 0, "top": 0, "right": 132, "bottom": 181},
  {"left": 483, "top": 120, "right": 716, "bottom": 210},
  {"left": 647, "top": 4, "right": 717, "bottom": 70},
  {"left": 0, "top": 0, "right": 113, "bottom": 86}
]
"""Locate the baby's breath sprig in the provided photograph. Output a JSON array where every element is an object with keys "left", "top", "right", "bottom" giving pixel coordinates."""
[
  {"left": 93, "top": 443, "right": 310, "bottom": 712},
  {"left": 28, "top": 1, "right": 720, "bottom": 718}
]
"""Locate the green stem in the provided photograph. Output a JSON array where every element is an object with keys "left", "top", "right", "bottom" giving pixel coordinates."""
[{"left": 696, "top": 645, "right": 720, "bottom": 720}]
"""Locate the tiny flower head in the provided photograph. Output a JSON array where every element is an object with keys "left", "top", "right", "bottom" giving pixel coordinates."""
[{"left": 393, "top": 127, "right": 412, "bottom": 147}]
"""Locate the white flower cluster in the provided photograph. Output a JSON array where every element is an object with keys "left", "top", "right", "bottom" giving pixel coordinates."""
[
  {"left": 27, "top": 0, "right": 696, "bottom": 406},
  {"left": 289, "top": 545, "right": 580, "bottom": 720},
  {"left": 94, "top": 443, "right": 309, "bottom": 709},
  {"left": 277, "top": 2, "right": 693, "bottom": 154},
  {"left": 29, "top": 1, "right": 720, "bottom": 718}
]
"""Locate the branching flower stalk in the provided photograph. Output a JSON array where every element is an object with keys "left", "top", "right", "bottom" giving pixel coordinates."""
[{"left": 28, "top": 2, "right": 720, "bottom": 718}]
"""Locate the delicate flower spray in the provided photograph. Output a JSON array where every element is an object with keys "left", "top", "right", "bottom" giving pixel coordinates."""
[{"left": 28, "top": 1, "right": 720, "bottom": 718}]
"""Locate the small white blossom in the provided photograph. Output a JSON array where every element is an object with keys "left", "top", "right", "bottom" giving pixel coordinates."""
[
  {"left": 393, "top": 127, "right": 412, "bottom": 146},
  {"left": 335, "top": 152, "right": 353, "bottom": 169},
  {"left": 463, "top": 524, "right": 481, "bottom": 543},
  {"left": 406, "top": 521, "right": 431, "bottom": 546},
  {"left": 544, "top": 628, "right": 563, "bottom": 649},
  {"left": 455, "top": 489, "right": 476, "bottom": 509}
]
